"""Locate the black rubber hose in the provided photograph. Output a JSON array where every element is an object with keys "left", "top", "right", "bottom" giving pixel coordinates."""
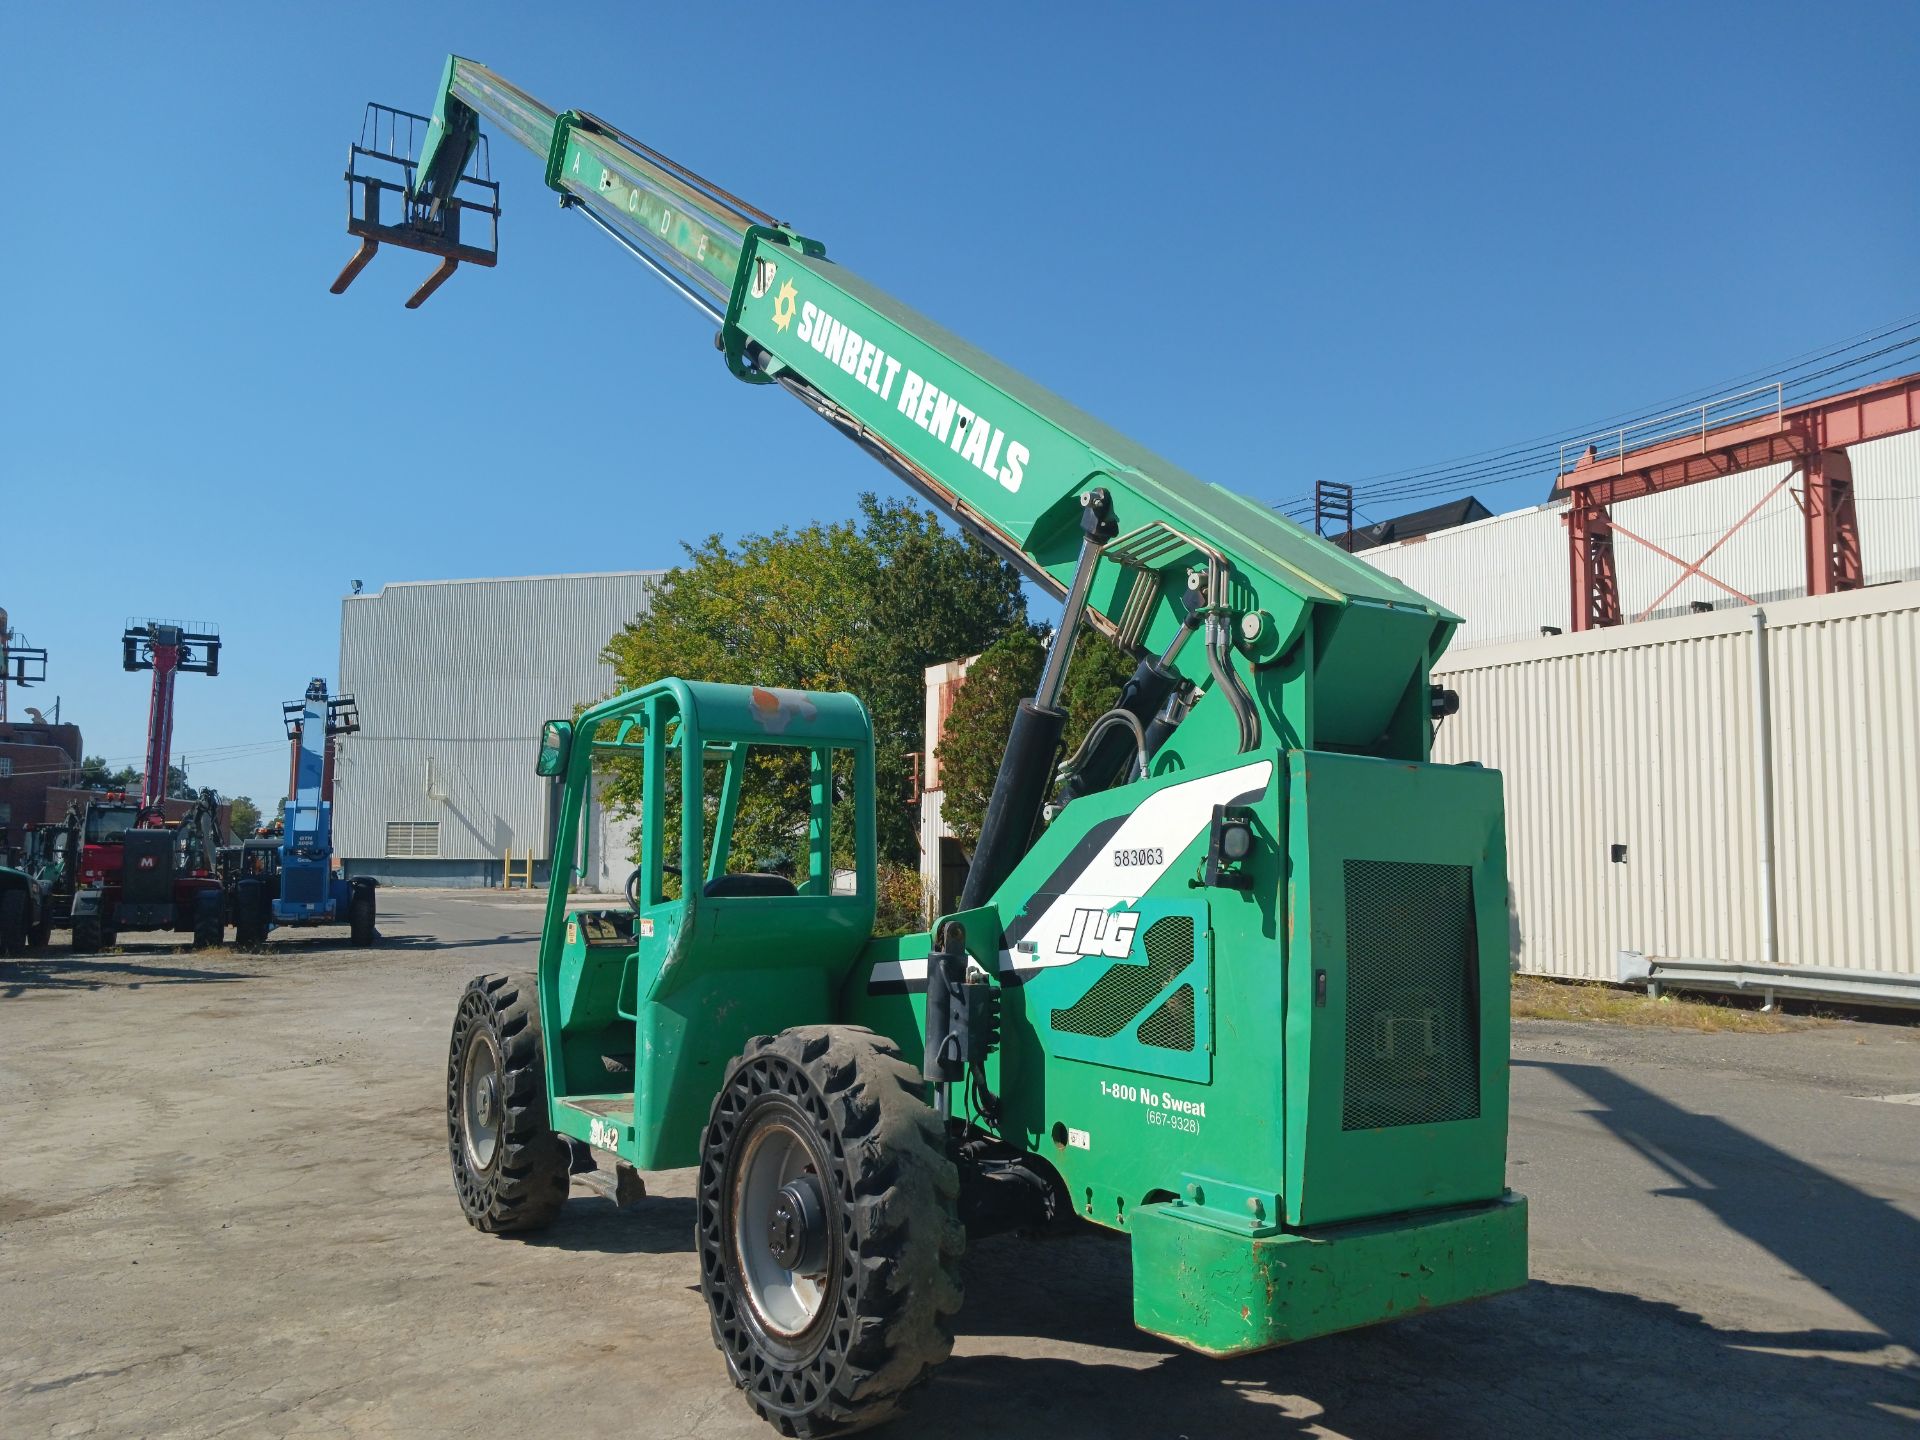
[{"left": 1052, "top": 659, "right": 1181, "bottom": 809}]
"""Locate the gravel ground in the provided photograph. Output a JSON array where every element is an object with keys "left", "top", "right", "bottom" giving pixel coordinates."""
[{"left": 2, "top": 890, "right": 1916, "bottom": 1439}]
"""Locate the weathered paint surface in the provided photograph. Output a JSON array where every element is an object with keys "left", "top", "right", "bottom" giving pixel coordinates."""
[{"left": 1131, "top": 1194, "right": 1529, "bottom": 1355}]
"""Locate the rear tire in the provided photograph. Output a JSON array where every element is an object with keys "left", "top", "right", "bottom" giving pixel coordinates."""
[
  {"left": 699, "top": 1026, "right": 964, "bottom": 1437},
  {"left": 234, "top": 881, "right": 269, "bottom": 952},
  {"left": 348, "top": 885, "right": 376, "bottom": 946},
  {"left": 447, "top": 972, "right": 570, "bottom": 1234},
  {"left": 0, "top": 889, "right": 25, "bottom": 957},
  {"left": 192, "top": 892, "right": 224, "bottom": 949},
  {"left": 71, "top": 910, "right": 102, "bottom": 954}
]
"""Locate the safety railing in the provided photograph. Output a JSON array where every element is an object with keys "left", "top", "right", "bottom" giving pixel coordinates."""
[
  {"left": 1558, "top": 383, "right": 1784, "bottom": 478},
  {"left": 1617, "top": 950, "right": 1920, "bottom": 1013}
]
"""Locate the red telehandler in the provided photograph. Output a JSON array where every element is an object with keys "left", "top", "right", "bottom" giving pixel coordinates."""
[{"left": 68, "top": 622, "right": 227, "bottom": 952}]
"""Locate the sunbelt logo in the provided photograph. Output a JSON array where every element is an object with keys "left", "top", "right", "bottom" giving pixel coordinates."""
[{"left": 765, "top": 270, "right": 1029, "bottom": 493}]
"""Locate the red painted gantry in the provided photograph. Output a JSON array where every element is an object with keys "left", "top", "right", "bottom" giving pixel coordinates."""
[{"left": 1553, "top": 371, "right": 1920, "bottom": 630}]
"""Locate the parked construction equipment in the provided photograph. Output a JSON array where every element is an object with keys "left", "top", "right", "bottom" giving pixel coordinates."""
[
  {"left": 0, "top": 847, "right": 53, "bottom": 955},
  {"left": 69, "top": 622, "right": 224, "bottom": 951},
  {"left": 223, "top": 680, "right": 375, "bottom": 950},
  {"left": 33, "top": 813, "right": 80, "bottom": 936},
  {"left": 343, "top": 57, "right": 1528, "bottom": 1435}
]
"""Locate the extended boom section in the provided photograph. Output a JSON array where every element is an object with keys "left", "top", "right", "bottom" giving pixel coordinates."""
[{"left": 382, "top": 56, "right": 1527, "bottom": 1432}]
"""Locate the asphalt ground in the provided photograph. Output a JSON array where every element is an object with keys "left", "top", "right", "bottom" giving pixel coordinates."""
[{"left": 2, "top": 891, "right": 1916, "bottom": 1439}]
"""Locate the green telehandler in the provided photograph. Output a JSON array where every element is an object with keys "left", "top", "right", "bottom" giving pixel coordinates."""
[{"left": 337, "top": 58, "right": 1528, "bottom": 1435}]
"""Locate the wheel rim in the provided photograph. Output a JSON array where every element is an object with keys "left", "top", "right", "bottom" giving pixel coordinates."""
[
  {"left": 731, "top": 1116, "right": 832, "bottom": 1339},
  {"left": 460, "top": 1030, "right": 505, "bottom": 1172}
]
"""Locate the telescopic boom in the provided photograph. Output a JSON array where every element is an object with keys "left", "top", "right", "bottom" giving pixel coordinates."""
[{"left": 334, "top": 57, "right": 1461, "bottom": 816}]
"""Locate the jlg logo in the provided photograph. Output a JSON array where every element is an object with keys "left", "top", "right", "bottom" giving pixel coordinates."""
[{"left": 1057, "top": 908, "right": 1139, "bottom": 959}]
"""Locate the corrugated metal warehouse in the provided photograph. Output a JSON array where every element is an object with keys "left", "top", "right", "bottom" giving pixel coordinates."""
[
  {"left": 335, "top": 571, "right": 661, "bottom": 887},
  {"left": 1432, "top": 581, "right": 1920, "bottom": 985}
]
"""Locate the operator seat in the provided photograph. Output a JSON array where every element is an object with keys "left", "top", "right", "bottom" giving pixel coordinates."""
[{"left": 702, "top": 873, "right": 798, "bottom": 899}]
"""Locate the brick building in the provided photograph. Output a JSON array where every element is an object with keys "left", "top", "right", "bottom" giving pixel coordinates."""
[{"left": 0, "top": 720, "right": 83, "bottom": 853}]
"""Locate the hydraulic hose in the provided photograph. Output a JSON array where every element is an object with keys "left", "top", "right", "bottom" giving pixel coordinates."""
[
  {"left": 1053, "top": 707, "right": 1150, "bottom": 805},
  {"left": 1206, "top": 613, "right": 1262, "bottom": 753}
]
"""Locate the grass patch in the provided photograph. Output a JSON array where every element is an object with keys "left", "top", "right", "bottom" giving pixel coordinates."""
[{"left": 1511, "top": 974, "right": 1807, "bottom": 1034}]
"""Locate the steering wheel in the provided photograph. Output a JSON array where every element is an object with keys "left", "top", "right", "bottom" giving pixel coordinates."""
[{"left": 624, "top": 862, "right": 680, "bottom": 911}]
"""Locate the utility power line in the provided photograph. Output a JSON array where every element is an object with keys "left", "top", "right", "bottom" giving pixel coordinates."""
[{"left": 1274, "top": 313, "right": 1920, "bottom": 520}]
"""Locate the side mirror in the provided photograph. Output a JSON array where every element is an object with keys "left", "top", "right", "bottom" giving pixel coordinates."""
[{"left": 536, "top": 720, "right": 573, "bottom": 778}]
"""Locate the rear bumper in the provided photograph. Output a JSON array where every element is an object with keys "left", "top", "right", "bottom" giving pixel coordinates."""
[
  {"left": 114, "top": 903, "right": 177, "bottom": 930},
  {"left": 273, "top": 904, "right": 340, "bottom": 924},
  {"left": 1131, "top": 1192, "right": 1528, "bottom": 1356}
]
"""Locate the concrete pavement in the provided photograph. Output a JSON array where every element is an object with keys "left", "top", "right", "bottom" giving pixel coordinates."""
[{"left": 2, "top": 890, "right": 1915, "bottom": 1438}]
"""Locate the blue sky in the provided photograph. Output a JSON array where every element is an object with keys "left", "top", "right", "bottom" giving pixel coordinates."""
[{"left": 2, "top": 2, "right": 1914, "bottom": 806}]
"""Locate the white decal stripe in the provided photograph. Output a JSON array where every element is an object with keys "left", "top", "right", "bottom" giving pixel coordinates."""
[
  {"left": 999, "top": 759, "right": 1272, "bottom": 977},
  {"left": 867, "top": 957, "right": 929, "bottom": 988}
]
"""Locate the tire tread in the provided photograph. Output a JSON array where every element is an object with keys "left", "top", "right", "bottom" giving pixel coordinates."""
[{"left": 699, "top": 1024, "right": 963, "bottom": 1436}]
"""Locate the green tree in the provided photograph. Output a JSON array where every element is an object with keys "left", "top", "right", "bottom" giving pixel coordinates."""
[
  {"left": 600, "top": 494, "right": 1026, "bottom": 871},
  {"left": 933, "top": 626, "right": 1137, "bottom": 851},
  {"left": 226, "top": 795, "right": 262, "bottom": 839},
  {"left": 78, "top": 756, "right": 140, "bottom": 790}
]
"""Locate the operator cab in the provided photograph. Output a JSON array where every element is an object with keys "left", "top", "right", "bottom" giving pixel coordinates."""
[
  {"left": 532, "top": 679, "right": 877, "bottom": 1169},
  {"left": 83, "top": 802, "right": 141, "bottom": 847}
]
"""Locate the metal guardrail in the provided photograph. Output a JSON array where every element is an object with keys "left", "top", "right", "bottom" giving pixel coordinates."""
[
  {"left": 1558, "top": 383, "right": 1784, "bottom": 478},
  {"left": 1616, "top": 950, "right": 1920, "bottom": 1012}
]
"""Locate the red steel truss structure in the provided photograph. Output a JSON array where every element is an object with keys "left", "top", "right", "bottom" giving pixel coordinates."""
[{"left": 1554, "top": 371, "right": 1920, "bottom": 630}]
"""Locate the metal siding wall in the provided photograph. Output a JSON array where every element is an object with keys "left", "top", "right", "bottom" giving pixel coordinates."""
[
  {"left": 1854, "top": 428, "right": 1920, "bottom": 585},
  {"left": 1432, "top": 581, "right": 1920, "bottom": 981},
  {"left": 1434, "top": 617, "right": 1759, "bottom": 979},
  {"left": 1358, "top": 504, "right": 1570, "bottom": 647},
  {"left": 1767, "top": 594, "right": 1920, "bottom": 976},
  {"left": 335, "top": 573, "right": 659, "bottom": 864}
]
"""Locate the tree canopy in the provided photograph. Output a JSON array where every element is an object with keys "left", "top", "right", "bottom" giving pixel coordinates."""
[
  {"left": 933, "top": 626, "right": 1136, "bottom": 852},
  {"left": 600, "top": 494, "right": 1026, "bottom": 873},
  {"left": 78, "top": 756, "right": 139, "bottom": 791},
  {"left": 226, "top": 795, "right": 262, "bottom": 839}
]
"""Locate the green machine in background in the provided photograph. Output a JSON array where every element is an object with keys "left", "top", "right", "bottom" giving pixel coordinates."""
[{"left": 345, "top": 57, "right": 1527, "bottom": 1437}]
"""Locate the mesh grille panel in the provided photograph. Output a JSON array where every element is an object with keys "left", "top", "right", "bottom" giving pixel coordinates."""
[
  {"left": 1050, "top": 915, "right": 1192, "bottom": 1038},
  {"left": 283, "top": 866, "right": 328, "bottom": 905},
  {"left": 1341, "top": 860, "right": 1480, "bottom": 1131},
  {"left": 1137, "top": 984, "right": 1195, "bottom": 1051}
]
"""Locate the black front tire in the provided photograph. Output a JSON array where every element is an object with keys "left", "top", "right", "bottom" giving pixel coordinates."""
[
  {"left": 27, "top": 903, "right": 52, "bottom": 950},
  {"left": 348, "top": 885, "right": 376, "bottom": 946},
  {"left": 699, "top": 1026, "right": 964, "bottom": 1437},
  {"left": 234, "top": 881, "right": 269, "bottom": 952},
  {"left": 0, "top": 889, "right": 25, "bottom": 957},
  {"left": 447, "top": 972, "right": 570, "bottom": 1234}
]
